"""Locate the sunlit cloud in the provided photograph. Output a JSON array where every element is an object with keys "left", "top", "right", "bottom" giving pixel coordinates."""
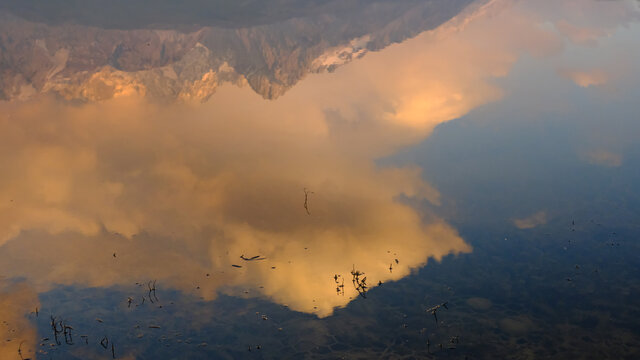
[
  {"left": 0, "top": 95, "right": 470, "bottom": 317},
  {"left": 583, "top": 149, "right": 623, "bottom": 167},
  {"left": 554, "top": 20, "right": 608, "bottom": 47},
  {"left": 1, "top": 0, "right": 638, "bottom": 318},
  {"left": 513, "top": 211, "right": 548, "bottom": 229},
  {"left": 559, "top": 68, "right": 609, "bottom": 88},
  {"left": 0, "top": 279, "right": 39, "bottom": 360}
]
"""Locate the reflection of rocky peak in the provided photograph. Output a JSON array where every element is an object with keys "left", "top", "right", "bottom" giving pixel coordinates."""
[{"left": 0, "top": 0, "right": 478, "bottom": 102}]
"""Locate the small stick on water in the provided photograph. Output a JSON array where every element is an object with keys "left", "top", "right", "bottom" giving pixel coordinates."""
[
  {"left": 351, "top": 265, "right": 368, "bottom": 298},
  {"left": 426, "top": 302, "right": 448, "bottom": 325},
  {"left": 18, "top": 341, "right": 24, "bottom": 360},
  {"left": 111, "top": 342, "right": 115, "bottom": 358},
  {"left": 303, "top": 188, "right": 314, "bottom": 215},
  {"left": 152, "top": 280, "right": 158, "bottom": 302},
  {"left": 240, "top": 255, "right": 265, "bottom": 261},
  {"left": 147, "top": 280, "right": 158, "bottom": 303}
]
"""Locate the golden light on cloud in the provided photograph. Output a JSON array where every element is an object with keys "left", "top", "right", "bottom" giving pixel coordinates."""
[
  {"left": 583, "top": 149, "right": 623, "bottom": 167},
  {"left": 513, "top": 211, "right": 548, "bottom": 229},
  {"left": 0, "top": 93, "right": 470, "bottom": 317},
  {"left": 559, "top": 68, "right": 609, "bottom": 88},
  {"left": 1, "top": 0, "right": 637, "bottom": 319},
  {"left": 0, "top": 279, "right": 39, "bottom": 360}
]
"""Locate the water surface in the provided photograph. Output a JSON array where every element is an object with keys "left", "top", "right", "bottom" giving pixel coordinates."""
[{"left": 1, "top": 0, "right": 639, "bottom": 359}]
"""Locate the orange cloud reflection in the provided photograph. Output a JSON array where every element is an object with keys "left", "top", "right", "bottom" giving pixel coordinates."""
[
  {"left": 1, "top": 0, "right": 637, "bottom": 318},
  {"left": 0, "top": 94, "right": 470, "bottom": 317}
]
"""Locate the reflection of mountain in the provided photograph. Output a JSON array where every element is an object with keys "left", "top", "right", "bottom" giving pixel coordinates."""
[
  {"left": 0, "top": 0, "right": 477, "bottom": 102},
  {"left": 1, "top": 0, "right": 457, "bottom": 30}
]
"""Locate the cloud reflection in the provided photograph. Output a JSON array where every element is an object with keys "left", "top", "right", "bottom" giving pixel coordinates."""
[
  {"left": 1, "top": 0, "right": 638, "bottom": 318},
  {"left": 0, "top": 94, "right": 470, "bottom": 316},
  {"left": 0, "top": 279, "right": 39, "bottom": 359}
]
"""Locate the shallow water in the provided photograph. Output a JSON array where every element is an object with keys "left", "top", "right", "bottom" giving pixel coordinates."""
[{"left": 1, "top": 0, "right": 639, "bottom": 359}]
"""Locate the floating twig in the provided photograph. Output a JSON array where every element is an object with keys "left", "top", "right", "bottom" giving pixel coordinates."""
[
  {"left": 303, "top": 188, "right": 314, "bottom": 215},
  {"left": 240, "top": 255, "right": 266, "bottom": 261},
  {"left": 334, "top": 274, "right": 345, "bottom": 296},
  {"left": 18, "top": 341, "right": 25, "bottom": 360},
  {"left": 351, "top": 265, "right": 368, "bottom": 298},
  {"left": 147, "top": 280, "right": 158, "bottom": 303},
  {"left": 426, "top": 302, "right": 448, "bottom": 325}
]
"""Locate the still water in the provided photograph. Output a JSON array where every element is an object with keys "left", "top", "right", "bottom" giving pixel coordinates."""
[{"left": 1, "top": 0, "right": 639, "bottom": 359}]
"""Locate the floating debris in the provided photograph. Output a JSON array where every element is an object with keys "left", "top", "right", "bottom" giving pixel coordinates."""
[
  {"left": 148, "top": 280, "right": 158, "bottom": 303},
  {"left": 426, "top": 302, "right": 448, "bottom": 325},
  {"left": 231, "top": 264, "right": 243, "bottom": 268},
  {"left": 18, "top": 341, "right": 27, "bottom": 360},
  {"left": 304, "top": 188, "right": 314, "bottom": 215},
  {"left": 334, "top": 274, "right": 345, "bottom": 296},
  {"left": 240, "top": 255, "right": 266, "bottom": 261},
  {"left": 351, "top": 265, "right": 368, "bottom": 298}
]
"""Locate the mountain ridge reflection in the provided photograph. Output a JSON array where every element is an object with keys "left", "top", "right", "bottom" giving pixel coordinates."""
[{"left": 1, "top": 3, "right": 639, "bottom": 359}]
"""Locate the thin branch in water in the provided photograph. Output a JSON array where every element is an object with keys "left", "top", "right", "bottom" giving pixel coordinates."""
[
  {"left": 240, "top": 255, "right": 266, "bottom": 261},
  {"left": 303, "top": 188, "right": 314, "bottom": 215},
  {"left": 426, "top": 302, "right": 448, "bottom": 325},
  {"left": 63, "top": 321, "right": 74, "bottom": 345},
  {"left": 18, "top": 341, "right": 25, "bottom": 360},
  {"left": 350, "top": 265, "right": 368, "bottom": 298},
  {"left": 333, "top": 274, "right": 345, "bottom": 296},
  {"left": 147, "top": 280, "right": 158, "bottom": 303}
]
